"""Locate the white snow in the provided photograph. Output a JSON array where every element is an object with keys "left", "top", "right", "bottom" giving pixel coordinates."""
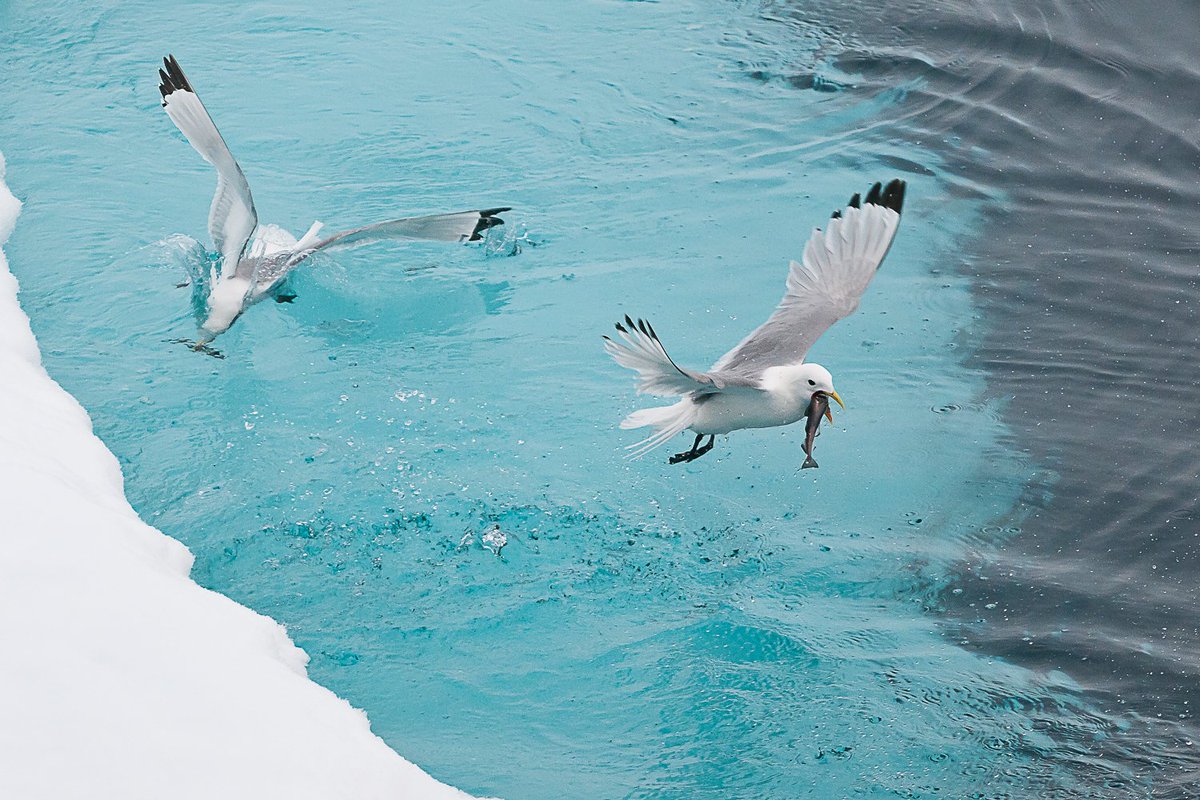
[{"left": 0, "top": 152, "right": 485, "bottom": 800}]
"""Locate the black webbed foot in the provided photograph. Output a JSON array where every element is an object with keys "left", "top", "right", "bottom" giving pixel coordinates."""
[
  {"left": 669, "top": 434, "right": 715, "bottom": 465},
  {"left": 167, "top": 338, "right": 225, "bottom": 359},
  {"left": 274, "top": 293, "right": 297, "bottom": 304}
]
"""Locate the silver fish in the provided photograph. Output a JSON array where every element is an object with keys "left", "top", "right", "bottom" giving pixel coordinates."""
[{"left": 801, "top": 392, "right": 833, "bottom": 469}]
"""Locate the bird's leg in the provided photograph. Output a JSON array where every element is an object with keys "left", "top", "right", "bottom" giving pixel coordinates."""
[
  {"left": 271, "top": 276, "right": 298, "bottom": 304},
  {"left": 670, "top": 434, "right": 715, "bottom": 465},
  {"left": 166, "top": 337, "right": 225, "bottom": 360},
  {"left": 190, "top": 338, "right": 226, "bottom": 359},
  {"left": 670, "top": 434, "right": 704, "bottom": 464}
]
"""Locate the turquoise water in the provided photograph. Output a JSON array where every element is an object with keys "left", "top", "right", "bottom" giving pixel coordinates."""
[{"left": 0, "top": 1, "right": 1109, "bottom": 796}]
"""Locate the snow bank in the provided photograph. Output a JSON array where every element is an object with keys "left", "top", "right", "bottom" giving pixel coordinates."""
[{"left": 0, "top": 153, "right": 482, "bottom": 800}]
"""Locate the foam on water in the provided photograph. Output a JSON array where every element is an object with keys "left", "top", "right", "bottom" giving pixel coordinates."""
[{"left": 0, "top": 1, "right": 1116, "bottom": 797}]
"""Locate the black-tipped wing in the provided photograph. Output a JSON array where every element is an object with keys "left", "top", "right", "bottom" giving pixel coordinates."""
[
  {"left": 604, "top": 315, "right": 759, "bottom": 397},
  {"left": 297, "top": 207, "right": 508, "bottom": 258},
  {"left": 158, "top": 55, "right": 258, "bottom": 278},
  {"left": 711, "top": 179, "right": 906, "bottom": 377}
]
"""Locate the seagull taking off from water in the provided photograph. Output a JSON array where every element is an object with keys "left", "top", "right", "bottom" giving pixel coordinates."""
[
  {"left": 157, "top": 55, "right": 509, "bottom": 347},
  {"left": 604, "top": 179, "right": 906, "bottom": 465}
]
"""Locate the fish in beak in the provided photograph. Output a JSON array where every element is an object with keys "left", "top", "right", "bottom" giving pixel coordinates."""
[{"left": 802, "top": 392, "right": 831, "bottom": 469}]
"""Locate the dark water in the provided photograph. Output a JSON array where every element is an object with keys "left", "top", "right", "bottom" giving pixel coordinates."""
[{"left": 779, "top": 0, "right": 1200, "bottom": 795}]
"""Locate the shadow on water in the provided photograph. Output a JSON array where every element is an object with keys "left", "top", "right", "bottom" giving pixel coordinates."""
[{"left": 764, "top": 0, "right": 1200, "bottom": 794}]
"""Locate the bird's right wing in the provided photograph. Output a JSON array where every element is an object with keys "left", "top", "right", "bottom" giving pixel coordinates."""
[
  {"left": 283, "top": 208, "right": 511, "bottom": 269},
  {"left": 158, "top": 55, "right": 258, "bottom": 279},
  {"left": 711, "top": 180, "right": 906, "bottom": 377},
  {"left": 604, "top": 315, "right": 757, "bottom": 397}
]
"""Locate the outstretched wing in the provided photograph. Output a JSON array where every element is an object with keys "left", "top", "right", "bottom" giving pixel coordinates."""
[
  {"left": 604, "top": 315, "right": 757, "bottom": 397},
  {"left": 284, "top": 208, "right": 510, "bottom": 268},
  {"left": 158, "top": 54, "right": 258, "bottom": 279},
  {"left": 710, "top": 180, "right": 906, "bottom": 378}
]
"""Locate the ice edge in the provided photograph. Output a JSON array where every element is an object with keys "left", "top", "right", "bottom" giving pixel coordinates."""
[{"left": 0, "top": 151, "right": 488, "bottom": 800}]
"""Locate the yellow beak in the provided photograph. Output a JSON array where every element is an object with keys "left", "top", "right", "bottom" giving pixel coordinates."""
[{"left": 828, "top": 389, "right": 846, "bottom": 411}]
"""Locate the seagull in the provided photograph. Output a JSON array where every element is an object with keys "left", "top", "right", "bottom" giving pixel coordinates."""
[
  {"left": 156, "top": 54, "right": 510, "bottom": 347},
  {"left": 604, "top": 179, "right": 906, "bottom": 465}
]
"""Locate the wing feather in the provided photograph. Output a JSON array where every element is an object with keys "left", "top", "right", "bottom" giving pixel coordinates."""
[
  {"left": 158, "top": 55, "right": 258, "bottom": 279},
  {"left": 711, "top": 179, "right": 906, "bottom": 377},
  {"left": 283, "top": 208, "right": 511, "bottom": 269},
  {"left": 604, "top": 315, "right": 764, "bottom": 399}
]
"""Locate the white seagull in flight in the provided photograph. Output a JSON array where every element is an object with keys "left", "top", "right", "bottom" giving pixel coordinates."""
[
  {"left": 604, "top": 179, "right": 906, "bottom": 465},
  {"left": 156, "top": 54, "right": 509, "bottom": 348}
]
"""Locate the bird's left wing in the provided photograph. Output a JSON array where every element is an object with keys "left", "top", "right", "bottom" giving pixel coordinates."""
[
  {"left": 283, "top": 208, "right": 510, "bottom": 268},
  {"left": 711, "top": 180, "right": 906, "bottom": 377},
  {"left": 158, "top": 54, "right": 258, "bottom": 279}
]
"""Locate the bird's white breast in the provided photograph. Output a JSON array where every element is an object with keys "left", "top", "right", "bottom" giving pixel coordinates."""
[{"left": 690, "top": 390, "right": 806, "bottom": 435}]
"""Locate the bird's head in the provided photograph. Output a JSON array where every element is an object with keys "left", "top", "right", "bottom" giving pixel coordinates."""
[
  {"left": 201, "top": 277, "right": 251, "bottom": 335},
  {"left": 796, "top": 363, "right": 845, "bottom": 414}
]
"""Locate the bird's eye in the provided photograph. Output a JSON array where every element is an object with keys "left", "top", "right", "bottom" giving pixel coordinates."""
[{"left": 807, "top": 379, "right": 816, "bottom": 386}]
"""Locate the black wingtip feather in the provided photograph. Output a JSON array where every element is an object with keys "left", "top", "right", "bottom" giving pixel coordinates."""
[
  {"left": 879, "top": 179, "right": 906, "bottom": 214},
  {"left": 467, "top": 207, "right": 512, "bottom": 241},
  {"left": 165, "top": 55, "right": 193, "bottom": 92},
  {"left": 864, "top": 182, "right": 883, "bottom": 206},
  {"left": 830, "top": 209, "right": 842, "bottom": 220},
  {"left": 842, "top": 179, "right": 907, "bottom": 215},
  {"left": 614, "top": 311, "right": 662, "bottom": 340},
  {"left": 614, "top": 315, "right": 664, "bottom": 341},
  {"left": 158, "top": 54, "right": 195, "bottom": 105}
]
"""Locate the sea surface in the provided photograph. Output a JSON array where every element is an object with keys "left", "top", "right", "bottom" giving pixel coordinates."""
[{"left": 1, "top": 0, "right": 1196, "bottom": 797}]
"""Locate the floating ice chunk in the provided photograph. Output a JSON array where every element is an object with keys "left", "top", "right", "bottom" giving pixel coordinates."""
[{"left": 481, "top": 525, "right": 507, "bottom": 556}]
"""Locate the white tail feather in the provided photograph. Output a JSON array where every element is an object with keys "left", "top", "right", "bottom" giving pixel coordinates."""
[
  {"left": 294, "top": 220, "right": 324, "bottom": 251},
  {"left": 619, "top": 401, "right": 697, "bottom": 460}
]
